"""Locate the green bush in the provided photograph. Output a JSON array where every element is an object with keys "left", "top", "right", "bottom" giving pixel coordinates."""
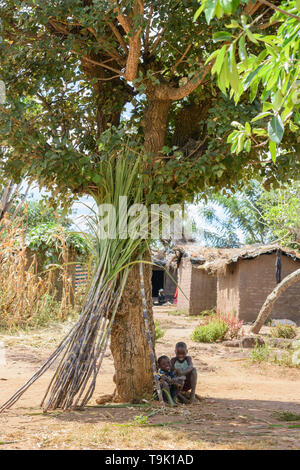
[
  {"left": 273, "top": 411, "right": 300, "bottom": 422},
  {"left": 154, "top": 320, "right": 166, "bottom": 341},
  {"left": 191, "top": 320, "right": 228, "bottom": 343},
  {"left": 250, "top": 343, "right": 270, "bottom": 363},
  {"left": 271, "top": 324, "right": 297, "bottom": 339},
  {"left": 199, "top": 307, "right": 216, "bottom": 317}
]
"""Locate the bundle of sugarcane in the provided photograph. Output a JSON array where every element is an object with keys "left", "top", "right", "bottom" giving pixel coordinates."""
[{"left": 0, "top": 147, "right": 162, "bottom": 412}]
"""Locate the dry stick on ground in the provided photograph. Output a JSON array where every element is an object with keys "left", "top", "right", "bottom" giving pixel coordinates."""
[{"left": 251, "top": 268, "right": 300, "bottom": 334}]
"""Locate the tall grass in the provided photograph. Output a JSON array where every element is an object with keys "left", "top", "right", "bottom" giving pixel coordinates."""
[{"left": 0, "top": 221, "right": 77, "bottom": 331}]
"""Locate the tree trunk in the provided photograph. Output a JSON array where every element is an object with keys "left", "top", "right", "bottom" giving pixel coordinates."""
[
  {"left": 142, "top": 97, "right": 172, "bottom": 154},
  {"left": 109, "top": 98, "right": 170, "bottom": 402},
  {"left": 251, "top": 268, "right": 300, "bottom": 334},
  {"left": 110, "top": 251, "right": 155, "bottom": 402}
]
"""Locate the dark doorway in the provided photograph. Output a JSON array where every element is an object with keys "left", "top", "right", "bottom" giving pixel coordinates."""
[{"left": 152, "top": 269, "right": 164, "bottom": 297}]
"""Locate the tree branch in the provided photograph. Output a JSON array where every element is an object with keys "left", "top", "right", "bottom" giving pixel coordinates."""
[
  {"left": 257, "top": 0, "right": 300, "bottom": 21},
  {"left": 119, "top": 0, "right": 144, "bottom": 82},
  {"left": 81, "top": 55, "right": 123, "bottom": 77},
  {"left": 148, "top": 29, "right": 165, "bottom": 57},
  {"left": 153, "top": 65, "right": 211, "bottom": 101},
  {"left": 108, "top": 21, "right": 128, "bottom": 53},
  {"left": 171, "top": 44, "right": 192, "bottom": 74},
  {"left": 144, "top": 4, "right": 153, "bottom": 55}
]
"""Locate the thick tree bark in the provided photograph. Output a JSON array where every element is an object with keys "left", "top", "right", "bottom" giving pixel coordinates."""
[
  {"left": 251, "top": 268, "right": 300, "bottom": 334},
  {"left": 110, "top": 251, "right": 155, "bottom": 402},
  {"left": 142, "top": 98, "right": 171, "bottom": 154},
  {"left": 109, "top": 98, "right": 170, "bottom": 402}
]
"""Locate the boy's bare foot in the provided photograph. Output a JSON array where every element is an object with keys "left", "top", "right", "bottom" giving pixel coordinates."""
[
  {"left": 189, "top": 391, "right": 196, "bottom": 404},
  {"left": 96, "top": 393, "right": 115, "bottom": 404},
  {"left": 177, "top": 392, "right": 189, "bottom": 404}
]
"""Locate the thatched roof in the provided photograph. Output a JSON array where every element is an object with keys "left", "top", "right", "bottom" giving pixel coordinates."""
[
  {"left": 152, "top": 249, "right": 178, "bottom": 270},
  {"left": 173, "top": 243, "right": 300, "bottom": 274}
]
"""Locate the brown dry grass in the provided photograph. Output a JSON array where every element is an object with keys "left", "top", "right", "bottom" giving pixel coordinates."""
[
  {"left": 0, "top": 415, "right": 277, "bottom": 450},
  {"left": 0, "top": 220, "right": 78, "bottom": 331}
]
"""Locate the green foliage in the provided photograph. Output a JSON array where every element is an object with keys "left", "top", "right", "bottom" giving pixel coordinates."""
[
  {"left": 271, "top": 324, "right": 297, "bottom": 339},
  {"left": 27, "top": 223, "right": 88, "bottom": 257},
  {"left": 192, "top": 319, "right": 228, "bottom": 342},
  {"left": 197, "top": 0, "right": 300, "bottom": 159},
  {"left": 273, "top": 411, "right": 300, "bottom": 422},
  {"left": 133, "top": 414, "right": 149, "bottom": 425},
  {"left": 251, "top": 341, "right": 300, "bottom": 368},
  {"left": 273, "top": 349, "right": 299, "bottom": 368},
  {"left": 250, "top": 343, "right": 271, "bottom": 363},
  {"left": 197, "top": 180, "right": 273, "bottom": 247},
  {"left": 258, "top": 181, "right": 300, "bottom": 248},
  {"left": 0, "top": 0, "right": 298, "bottom": 212},
  {"left": 192, "top": 310, "right": 243, "bottom": 341},
  {"left": 200, "top": 307, "right": 216, "bottom": 316},
  {"left": 23, "top": 200, "right": 72, "bottom": 230},
  {"left": 154, "top": 320, "right": 166, "bottom": 341}
]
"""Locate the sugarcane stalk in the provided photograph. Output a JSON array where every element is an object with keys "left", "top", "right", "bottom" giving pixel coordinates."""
[
  {"left": 139, "top": 262, "right": 164, "bottom": 405},
  {"left": 0, "top": 149, "right": 157, "bottom": 413}
]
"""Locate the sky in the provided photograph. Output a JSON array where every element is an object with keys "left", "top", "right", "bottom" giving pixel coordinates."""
[{"left": 27, "top": 184, "right": 245, "bottom": 245}]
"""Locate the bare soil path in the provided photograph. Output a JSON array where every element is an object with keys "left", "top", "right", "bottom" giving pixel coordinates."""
[{"left": 0, "top": 307, "right": 299, "bottom": 450}]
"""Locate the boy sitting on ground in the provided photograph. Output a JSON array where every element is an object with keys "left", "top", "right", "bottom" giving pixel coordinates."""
[
  {"left": 155, "top": 355, "right": 185, "bottom": 405},
  {"left": 171, "top": 342, "right": 197, "bottom": 404}
]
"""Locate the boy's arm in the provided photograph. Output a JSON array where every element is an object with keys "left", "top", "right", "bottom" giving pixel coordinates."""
[
  {"left": 170, "top": 358, "right": 182, "bottom": 376},
  {"left": 178, "top": 356, "right": 194, "bottom": 376},
  {"left": 187, "top": 356, "right": 193, "bottom": 367}
]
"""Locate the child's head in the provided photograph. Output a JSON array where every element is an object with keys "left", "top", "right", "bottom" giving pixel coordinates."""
[
  {"left": 157, "top": 355, "right": 171, "bottom": 372},
  {"left": 175, "top": 342, "right": 188, "bottom": 361}
]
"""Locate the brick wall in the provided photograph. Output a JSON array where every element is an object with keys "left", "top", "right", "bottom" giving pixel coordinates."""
[
  {"left": 217, "top": 263, "right": 240, "bottom": 317},
  {"left": 239, "top": 254, "right": 300, "bottom": 323},
  {"left": 190, "top": 268, "right": 217, "bottom": 315},
  {"left": 177, "top": 258, "right": 192, "bottom": 311},
  {"left": 164, "top": 266, "right": 178, "bottom": 300},
  {"left": 177, "top": 259, "right": 217, "bottom": 314}
]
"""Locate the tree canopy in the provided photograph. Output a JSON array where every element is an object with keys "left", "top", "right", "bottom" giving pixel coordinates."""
[
  {"left": 0, "top": 0, "right": 298, "bottom": 209},
  {"left": 198, "top": 0, "right": 300, "bottom": 161}
]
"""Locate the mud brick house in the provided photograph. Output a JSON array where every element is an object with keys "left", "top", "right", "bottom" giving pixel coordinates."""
[
  {"left": 198, "top": 245, "right": 300, "bottom": 324},
  {"left": 152, "top": 250, "right": 178, "bottom": 302},
  {"left": 175, "top": 243, "right": 300, "bottom": 323},
  {"left": 176, "top": 244, "right": 218, "bottom": 315}
]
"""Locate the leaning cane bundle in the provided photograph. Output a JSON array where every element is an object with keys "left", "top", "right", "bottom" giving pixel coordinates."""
[{"left": 0, "top": 147, "right": 162, "bottom": 412}]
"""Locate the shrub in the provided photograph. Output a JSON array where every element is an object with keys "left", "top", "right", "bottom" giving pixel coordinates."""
[
  {"left": 250, "top": 343, "right": 270, "bottom": 363},
  {"left": 191, "top": 319, "right": 228, "bottom": 343},
  {"left": 250, "top": 343, "right": 300, "bottom": 368},
  {"left": 191, "top": 310, "right": 244, "bottom": 343},
  {"left": 271, "top": 324, "right": 297, "bottom": 339},
  {"left": 200, "top": 307, "right": 216, "bottom": 317},
  {"left": 216, "top": 311, "right": 244, "bottom": 339},
  {"left": 273, "top": 411, "right": 300, "bottom": 422},
  {"left": 154, "top": 320, "right": 165, "bottom": 341}
]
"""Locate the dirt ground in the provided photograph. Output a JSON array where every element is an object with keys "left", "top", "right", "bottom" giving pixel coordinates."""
[{"left": 0, "top": 306, "right": 300, "bottom": 450}]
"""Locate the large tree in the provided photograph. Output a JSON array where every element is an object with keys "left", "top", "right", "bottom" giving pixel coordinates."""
[{"left": 0, "top": 0, "right": 299, "bottom": 403}]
